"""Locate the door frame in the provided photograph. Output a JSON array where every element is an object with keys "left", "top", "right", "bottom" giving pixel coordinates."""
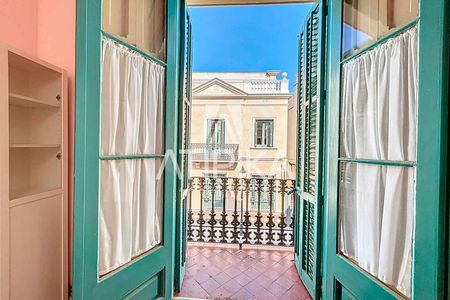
[
  {"left": 174, "top": 0, "right": 192, "bottom": 291},
  {"left": 73, "top": 0, "right": 182, "bottom": 298},
  {"left": 324, "top": 0, "right": 449, "bottom": 298}
]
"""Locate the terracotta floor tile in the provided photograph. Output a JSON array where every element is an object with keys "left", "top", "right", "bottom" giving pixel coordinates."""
[
  {"left": 252, "top": 262, "right": 268, "bottom": 273},
  {"left": 244, "top": 279, "right": 267, "bottom": 296},
  {"left": 275, "top": 274, "right": 295, "bottom": 289},
  {"left": 206, "top": 265, "right": 222, "bottom": 277},
  {"left": 237, "top": 264, "right": 249, "bottom": 272},
  {"left": 282, "top": 289, "right": 309, "bottom": 300},
  {"left": 244, "top": 267, "right": 261, "bottom": 279},
  {"left": 253, "top": 274, "right": 273, "bottom": 287},
  {"left": 283, "top": 283, "right": 312, "bottom": 300},
  {"left": 177, "top": 278, "right": 209, "bottom": 298},
  {"left": 264, "top": 268, "right": 282, "bottom": 281},
  {"left": 213, "top": 286, "right": 232, "bottom": 298},
  {"left": 194, "top": 270, "right": 214, "bottom": 284},
  {"left": 200, "top": 277, "right": 221, "bottom": 294},
  {"left": 233, "top": 272, "right": 253, "bottom": 286},
  {"left": 177, "top": 243, "right": 312, "bottom": 300},
  {"left": 223, "top": 265, "right": 242, "bottom": 277},
  {"left": 253, "top": 291, "right": 279, "bottom": 300},
  {"left": 233, "top": 287, "right": 256, "bottom": 300},
  {"left": 221, "top": 278, "right": 242, "bottom": 294},
  {"left": 213, "top": 271, "right": 232, "bottom": 285},
  {"left": 266, "top": 281, "right": 288, "bottom": 298}
]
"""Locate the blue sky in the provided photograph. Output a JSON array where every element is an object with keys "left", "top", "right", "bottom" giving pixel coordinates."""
[{"left": 189, "top": 4, "right": 314, "bottom": 91}]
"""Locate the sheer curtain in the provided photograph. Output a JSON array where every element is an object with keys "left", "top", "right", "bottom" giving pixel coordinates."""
[
  {"left": 99, "top": 37, "right": 165, "bottom": 276},
  {"left": 339, "top": 27, "right": 417, "bottom": 297}
]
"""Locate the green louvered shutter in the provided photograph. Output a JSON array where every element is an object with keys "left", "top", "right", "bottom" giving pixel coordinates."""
[
  {"left": 294, "top": 3, "right": 326, "bottom": 299},
  {"left": 175, "top": 9, "right": 193, "bottom": 292}
]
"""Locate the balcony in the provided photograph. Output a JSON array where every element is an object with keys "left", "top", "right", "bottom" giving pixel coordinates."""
[
  {"left": 190, "top": 143, "right": 239, "bottom": 163},
  {"left": 187, "top": 176, "right": 296, "bottom": 246},
  {"left": 176, "top": 176, "right": 310, "bottom": 299},
  {"left": 175, "top": 243, "right": 311, "bottom": 299},
  {"left": 243, "top": 79, "right": 289, "bottom": 94}
]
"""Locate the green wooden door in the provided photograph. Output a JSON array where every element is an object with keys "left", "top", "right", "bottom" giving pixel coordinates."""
[
  {"left": 294, "top": 3, "right": 326, "bottom": 299},
  {"left": 324, "top": 0, "right": 449, "bottom": 299},
  {"left": 73, "top": 0, "right": 182, "bottom": 299},
  {"left": 174, "top": 6, "right": 193, "bottom": 292}
]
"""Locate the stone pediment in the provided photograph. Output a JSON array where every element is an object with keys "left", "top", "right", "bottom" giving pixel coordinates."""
[{"left": 193, "top": 78, "right": 247, "bottom": 96}]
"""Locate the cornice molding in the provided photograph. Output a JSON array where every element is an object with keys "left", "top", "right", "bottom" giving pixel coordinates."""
[{"left": 193, "top": 77, "right": 248, "bottom": 96}]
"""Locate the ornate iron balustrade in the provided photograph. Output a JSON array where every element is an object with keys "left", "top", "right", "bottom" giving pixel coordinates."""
[
  {"left": 187, "top": 176, "right": 296, "bottom": 246},
  {"left": 190, "top": 143, "right": 239, "bottom": 162}
]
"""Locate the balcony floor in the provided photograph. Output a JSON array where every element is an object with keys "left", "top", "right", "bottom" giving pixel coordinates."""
[{"left": 175, "top": 242, "right": 311, "bottom": 300}]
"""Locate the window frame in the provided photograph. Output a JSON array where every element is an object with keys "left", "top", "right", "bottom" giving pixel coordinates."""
[
  {"left": 249, "top": 173, "right": 276, "bottom": 212},
  {"left": 341, "top": 0, "right": 419, "bottom": 59},
  {"left": 253, "top": 118, "right": 275, "bottom": 148},
  {"left": 205, "top": 118, "right": 226, "bottom": 146},
  {"left": 202, "top": 172, "right": 226, "bottom": 209},
  {"left": 101, "top": 0, "right": 168, "bottom": 65}
]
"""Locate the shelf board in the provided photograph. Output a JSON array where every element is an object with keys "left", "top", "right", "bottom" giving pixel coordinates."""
[
  {"left": 10, "top": 143, "right": 61, "bottom": 148},
  {"left": 9, "top": 93, "right": 60, "bottom": 108},
  {"left": 9, "top": 187, "right": 62, "bottom": 204}
]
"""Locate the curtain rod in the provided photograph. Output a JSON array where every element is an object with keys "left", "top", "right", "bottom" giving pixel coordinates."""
[
  {"left": 341, "top": 19, "right": 419, "bottom": 65},
  {"left": 101, "top": 31, "right": 167, "bottom": 67}
]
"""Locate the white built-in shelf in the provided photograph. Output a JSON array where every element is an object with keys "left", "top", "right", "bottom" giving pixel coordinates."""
[
  {"left": 9, "top": 187, "right": 62, "bottom": 203},
  {"left": 9, "top": 93, "right": 60, "bottom": 108},
  {"left": 10, "top": 143, "right": 61, "bottom": 148}
]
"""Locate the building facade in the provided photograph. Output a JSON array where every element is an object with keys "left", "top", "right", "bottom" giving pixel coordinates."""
[
  {"left": 188, "top": 71, "right": 295, "bottom": 213},
  {"left": 190, "top": 71, "right": 293, "bottom": 178},
  {"left": 287, "top": 76, "right": 298, "bottom": 180}
]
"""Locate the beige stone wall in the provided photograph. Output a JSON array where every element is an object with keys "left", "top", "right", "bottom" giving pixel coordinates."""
[
  {"left": 287, "top": 80, "right": 298, "bottom": 179},
  {"left": 189, "top": 72, "right": 295, "bottom": 212},
  {"left": 190, "top": 102, "right": 291, "bottom": 178}
]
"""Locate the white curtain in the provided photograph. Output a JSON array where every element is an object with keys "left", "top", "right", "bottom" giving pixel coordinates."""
[
  {"left": 339, "top": 27, "right": 417, "bottom": 297},
  {"left": 99, "top": 37, "right": 165, "bottom": 276},
  {"left": 101, "top": 38, "right": 164, "bottom": 156}
]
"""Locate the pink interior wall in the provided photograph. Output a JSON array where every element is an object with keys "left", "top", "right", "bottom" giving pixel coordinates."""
[
  {"left": 36, "top": 0, "right": 76, "bottom": 286},
  {"left": 0, "top": 0, "right": 76, "bottom": 284},
  {"left": 0, "top": 0, "right": 38, "bottom": 55}
]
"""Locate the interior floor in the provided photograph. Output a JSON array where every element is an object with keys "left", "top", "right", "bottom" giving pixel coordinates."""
[{"left": 175, "top": 242, "right": 311, "bottom": 299}]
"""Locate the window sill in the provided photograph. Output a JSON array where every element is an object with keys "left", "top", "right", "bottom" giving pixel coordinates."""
[{"left": 250, "top": 147, "right": 278, "bottom": 150}]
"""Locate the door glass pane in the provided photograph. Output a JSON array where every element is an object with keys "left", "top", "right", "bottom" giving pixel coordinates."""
[
  {"left": 99, "top": 158, "right": 164, "bottom": 276},
  {"left": 99, "top": 37, "right": 165, "bottom": 276},
  {"left": 103, "top": 0, "right": 167, "bottom": 61},
  {"left": 141, "top": 0, "right": 166, "bottom": 61},
  {"left": 339, "top": 162, "right": 414, "bottom": 297},
  {"left": 342, "top": 0, "right": 418, "bottom": 58},
  {"left": 340, "top": 26, "right": 418, "bottom": 161}
]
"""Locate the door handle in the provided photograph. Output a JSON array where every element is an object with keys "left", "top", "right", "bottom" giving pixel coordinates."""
[{"left": 288, "top": 187, "right": 298, "bottom": 195}]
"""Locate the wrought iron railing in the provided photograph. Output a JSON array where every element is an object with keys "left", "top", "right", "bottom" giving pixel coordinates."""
[
  {"left": 190, "top": 143, "right": 239, "bottom": 162},
  {"left": 187, "top": 176, "right": 296, "bottom": 246}
]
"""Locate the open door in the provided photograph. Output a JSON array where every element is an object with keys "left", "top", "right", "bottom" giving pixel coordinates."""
[
  {"left": 324, "top": 0, "right": 449, "bottom": 298},
  {"left": 73, "top": 0, "right": 181, "bottom": 298},
  {"left": 293, "top": 2, "right": 326, "bottom": 299},
  {"left": 175, "top": 6, "right": 193, "bottom": 292}
]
